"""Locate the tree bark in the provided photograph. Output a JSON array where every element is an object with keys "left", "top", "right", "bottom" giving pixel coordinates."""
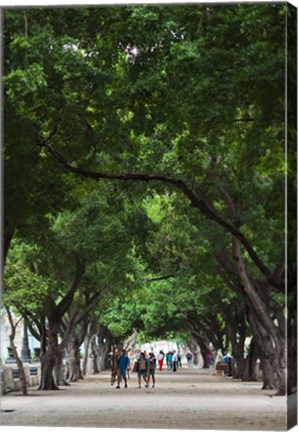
[
  {"left": 232, "top": 237, "right": 286, "bottom": 395},
  {"left": 3, "top": 228, "right": 14, "bottom": 269},
  {"left": 198, "top": 342, "right": 210, "bottom": 369},
  {"left": 82, "top": 323, "right": 96, "bottom": 376},
  {"left": 259, "top": 355, "right": 277, "bottom": 390},
  {"left": 38, "top": 321, "right": 59, "bottom": 391},
  {"left": 12, "top": 344, "right": 28, "bottom": 396},
  {"left": 123, "top": 331, "right": 137, "bottom": 352},
  {"left": 66, "top": 332, "right": 83, "bottom": 382},
  {"left": 37, "top": 261, "right": 85, "bottom": 390},
  {"left": 189, "top": 331, "right": 210, "bottom": 368},
  {"left": 225, "top": 305, "right": 246, "bottom": 379},
  {"left": 187, "top": 336, "right": 201, "bottom": 366},
  {"left": 54, "top": 347, "right": 69, "bottom": 386},
  {"left": 6, "top": 310, "right": 28, "bottom": 396},
  {"left": 242, "top": 338, "right": 258, "bottom": 382},
  {"left": 91, "top": 328, "right": 112, "bottom": 373},
  {"left": 287, "top": 301, "right": 297, "bottom": 394}
]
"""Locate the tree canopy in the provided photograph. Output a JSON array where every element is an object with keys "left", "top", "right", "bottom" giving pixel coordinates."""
[{"left": 3, "top": 3, "right": 296, "bottom": 396}]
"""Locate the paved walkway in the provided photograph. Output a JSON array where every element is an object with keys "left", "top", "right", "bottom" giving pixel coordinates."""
[{"left": 0, "top": 368, "right": 287, "bottom": 430}]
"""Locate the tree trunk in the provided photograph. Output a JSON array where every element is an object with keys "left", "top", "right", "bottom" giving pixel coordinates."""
[
  {"left": 199, "top": 343, "right": 210, "bottom": 369},
  {"left": 80, "top": 320, "right": 97, "bottom": 376},
  {"left": 66, "top": 333, "right": 83, "bottom": 382},
  {"left": 225, "top": 305, "right": 246, "bottom": 380},
  {"left": 3, "top": 228, "right": 14, "bottom": 269},
  {"left": 54, "top": 347, "right": 69, "bottom": 386},
  {"left": 82, "top": 330, "right": 94, "bottom": 376},
  {"left": 231, "top": 355, "right": 245, "bottom": 379},
  {"left": 233, "top": 238, "right": 286, "bottom": 395},
  {"left": 38, "top": 327, "right": 59, "bottom": 391},
  {"left": 95, "top": 341, "right": 110, "bottom": 372},
  {"left": 91, "top": 336, "right": 100, "bottom": 373},
  {"left": 247, "top": 309, "right": 286, "bottom": 393},
  {"left": 10, "top": 339, "right": 28, "bottom": 395},
  {"left": 190, "top": 332, "right": 210, "bottom": 368},
  {"left": 287, "top": 303, "right": 297, "bottom": 394},
  {"left": 242, "top": 338, "right": 258, "bottom": 382},
  {"left": 187, "top": 336, "right": 201, "bottom": 366},
  {"left": 123, "top": 331, "right": 137, "bottom": 352},
  {"left": 92, "top": 329, "right": 112, "bottom": 373},
  {"left": 259, "top": 355, "right": 277, "bottom": 390},
  {"left": 39, "top": 353, "right": 59, "bottom": 390},
  {"left": 5, "top": 309, "right": 28, "bottom": 395}
]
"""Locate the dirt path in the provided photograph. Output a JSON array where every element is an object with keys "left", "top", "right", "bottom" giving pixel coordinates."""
[{"left": 0, "top": 368, "right": 286, "bottom": 430}]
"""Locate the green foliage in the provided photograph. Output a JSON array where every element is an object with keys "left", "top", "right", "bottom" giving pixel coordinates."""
[
  {"left": 3, "top": 4, "right": 290, "bottom": 347},
  {"left": 4, "top": 243, "right": 50, "bottom": 315}
]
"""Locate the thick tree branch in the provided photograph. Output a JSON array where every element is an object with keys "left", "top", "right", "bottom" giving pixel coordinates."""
[
  {"left": 146, "top": 273, "right": 176, "bottom": 282},
  {"left": 41, "top": 139, "right": 280, "bottom": 290},
  {"left": 57, "top": 259, "right": 85, "bottom": 319}
]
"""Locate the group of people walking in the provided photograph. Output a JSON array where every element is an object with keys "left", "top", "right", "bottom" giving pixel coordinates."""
[
  {"left": 110, "top": 348, "right": 187, "bottom": 389},
  {"left": 111, "top": 349, "right": 157, "bottom": 389},
  {"left": 158, "top": 350, "right": 182, "bottom": 371},
  {"left": 110, "top": 347, "right": 233, "bottom": 388}
]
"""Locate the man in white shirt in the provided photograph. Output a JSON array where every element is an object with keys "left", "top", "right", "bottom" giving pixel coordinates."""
[{"left": 172, "top": 350, "right": 178, "bottom": 372}]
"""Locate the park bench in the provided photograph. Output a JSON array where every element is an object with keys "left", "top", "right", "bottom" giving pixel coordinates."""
[
  {"left": 29, "top": 367, "right": 38, "bottom": 376},
  {"left": 12, "top": 367, "right": 38, "bottom": 379},
  {"left": 215, "top": 363, "right": 228, "bottom": 374},
  {"left": 12, "top": 369, "right": 20, "bottom": 379}
]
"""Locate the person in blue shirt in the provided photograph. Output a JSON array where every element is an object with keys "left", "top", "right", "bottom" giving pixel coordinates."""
[
  {"left": 223, "top": 352, "right": 232, "bottom": 364},
  {"left": 116, "top": 349, "right": 130, "bottom": 389},
  {"left": 167, "top": 351, "right": 173, "bottom": 370}
]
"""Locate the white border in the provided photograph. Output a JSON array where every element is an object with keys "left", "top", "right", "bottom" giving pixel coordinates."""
[{"left": 0, "top": 0, "right": 291, "bottom": 5}]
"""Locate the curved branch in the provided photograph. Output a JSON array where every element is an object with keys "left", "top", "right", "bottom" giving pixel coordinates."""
[
  {"left": 57, "top": 259, "right": 85, "bottom": 319},
  {"left": 42, "top": 140, "right": 280, "bottom": 290}
]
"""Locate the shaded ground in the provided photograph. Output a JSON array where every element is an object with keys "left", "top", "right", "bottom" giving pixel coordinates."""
[{"left": 0, "top": 368, "right": 286, "bottom": 430}]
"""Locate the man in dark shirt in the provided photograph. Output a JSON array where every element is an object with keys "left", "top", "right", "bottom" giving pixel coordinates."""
[{"left": 148, "top": 352, "right": 157, "bottom": 388}]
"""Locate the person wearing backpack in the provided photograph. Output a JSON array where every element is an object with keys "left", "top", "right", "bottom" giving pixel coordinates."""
[
  {"left": 116, "top": 349, "right": 130, "bottom": 389},
  {"left": 137, "top": 352, "right": 149, "bottom": 388}
]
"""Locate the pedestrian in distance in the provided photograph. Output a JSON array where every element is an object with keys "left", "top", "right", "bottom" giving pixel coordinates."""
[
  {"left": 157, "top": 350, "right": 164, "bottom": 371},
  {"left": 110, "top": 350, "right": 119, "bottom": 385},
  {"left": 208, "top": 351, "right": 216, "bottom": 374},
  {"left": 186, "top": 352, "right": 193, "bottom": 368},
  {"left": 223, "top": 351, "right": 233, "bottom": 376},
  {"left": 148, "top": 352, "right": 157, "bottom": 387},
  {"left": 167, "top": 351, "right": 173, "bottom": 370},
  {"left": 116, "top": 349, "right": 130, "bottom": 389},
  {"left": 166, "top": 351, "right": 169, "bottom": 368},
  {"left": 178, "top": 352, "right": 182, "bottom": 368},
  {"left": 137, "top": 352, "right": 149, "bottom": 388},
  {"left": 172, "top": 350, "right": 178, "bottom": 372},
  {"left": 206, "top": 352, "right": 211, "bottom": 367}
]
